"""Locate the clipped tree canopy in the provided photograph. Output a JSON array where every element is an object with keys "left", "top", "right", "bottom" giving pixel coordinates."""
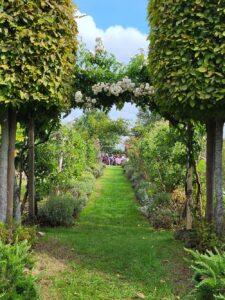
[
  {"left": 148, "top": 0, "right": 225, "bottom": 121},
  {"left": 0, "top": 0, "right": 78, "bottom": 112}
]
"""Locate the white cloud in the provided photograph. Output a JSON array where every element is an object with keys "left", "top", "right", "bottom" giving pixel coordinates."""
[
  {"left": 77, "top": 13, "right": 149, "bottom": 63},
  {"left": 63, "top": 13, "right": 144, "bottom": 124}
]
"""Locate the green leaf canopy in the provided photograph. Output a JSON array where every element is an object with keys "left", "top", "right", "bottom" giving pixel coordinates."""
[
  {"left": 148, "top": 0, "right": 225, "bottom": 121},
  {"left": 0, "top": 0, "right": 78, "bottom": 113}
]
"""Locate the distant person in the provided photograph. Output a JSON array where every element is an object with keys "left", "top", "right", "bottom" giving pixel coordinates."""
[
  {"left": 109, "top": 155, "right": 114, "bottom": 165},
  {"left": 115, "top": 156, "right": 122, "bottom": 165},
  {"left": 102, "top": 154, "right": 109, "bottom": 165}
]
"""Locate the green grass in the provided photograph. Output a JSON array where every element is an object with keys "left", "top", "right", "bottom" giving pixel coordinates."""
[{"left": 36, "top": 166, "right": 192, "bottom": 300}]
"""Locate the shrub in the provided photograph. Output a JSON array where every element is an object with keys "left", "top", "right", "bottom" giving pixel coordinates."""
[
  {"left": 0, "top": 223, "right": 11, "bottom": 244},
  {"left": 150, "top": 207, "right": 179, "bottom": 229},
  {"left": 142, "top": 192, "right": 180, "bottom": 229},
  {"left": 70, "top": 181, "right": 88, "bottom": 198},
  {"left": 38, "top": 194, "right": 77, "bottom": 226},
  {"left": 0, "top": 224, "right": 37, "bottom": 246},
  {"left": 136, "top": 187, "right": 150, "bottom": 206},
  {"left": 91, "top": 163, "right": 104, "bottom": 178},
  {"left": 192, "top": 219, "right": 220, "bottom": 252},
  {"left": 123, "top": 163, "right": 135, "bottom": 179},
  {"left": 125, "top": 163, "right": 183, "bottom": 229},
  {"left": 130, "top": 171, "right": 141, "bottom": 187},
  {"left": 70, "top": 180, "right": 93, "bottom": 199},
  {"left": 13, "top": 226, "right": 38, "bottom": 246},
  {"left": 186, "top": 248, "right": 225, "bottom": 300},
  {"left": 0, "top": 241, "right": 39, "bottom": 299}
]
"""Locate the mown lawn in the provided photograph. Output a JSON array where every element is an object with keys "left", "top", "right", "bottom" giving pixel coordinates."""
[{"left": 35, "top": 166, "right": 192, "bottom": 300}]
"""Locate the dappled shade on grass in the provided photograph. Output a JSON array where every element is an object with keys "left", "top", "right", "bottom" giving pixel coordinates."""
[{"left": 37, "top": 166, "right": 192, "bottom": 299}]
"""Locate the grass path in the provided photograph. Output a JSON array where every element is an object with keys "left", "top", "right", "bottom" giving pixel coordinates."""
[{"left": 35, "top": 166, "right": 192, "bottom": 300}]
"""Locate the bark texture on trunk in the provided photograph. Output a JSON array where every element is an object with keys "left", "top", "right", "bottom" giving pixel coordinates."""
[
  {"left": 185, "top": 123, "right": 194, "bottom": 230},
  {"left": 28, "top": 118, "right": 35, "bottom": 221},
  {"left": 206, "top": 120, "right": 216, "bottom": 223},
  {"left": 214, "top": 120, "right": 224, "bottom": 237},
  {"left": 6, "top": 108, "right": 16, "bottom": 224},
  {"left": 58, "top": 155, "right": 63, "bottom": 172},
  {"left": 0, "top": 111, "right": 9, "bottom": 223},
  {"left": 186, "top": 166, "right": 193, "bottom": 230},
  {"left": 194, "top": 160, "right": 202, "bottom": 214},
  {"left": 13, "top": 175, "right": 21, "bottom": 225}
]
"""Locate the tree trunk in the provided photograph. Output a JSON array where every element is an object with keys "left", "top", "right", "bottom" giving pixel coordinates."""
[
  {"left": 28, "top": 118, "right": 35, "bottom": 221},
  {"left": 214, "top": 120, "right": 224, "bottom": 237},
  {"left": 186, "top": 165, "right": 193, "bottom": 229},
  {"left": 0, "top": 110, "right": 9, "bottom": 223},
  {"left": 205, "top": 120, "right": 216, "bottom": 223},
  {"left": 6, "top": 108, "right": 17, "bottom": 224},
  {"left": 13, "top": 175, "right": 21, "bottom": 225},
  {"left": 18, "top": 139, "right": 26, "bottom": 203},
  {"left": 21, "top": 186, "right": 28, "bottom": 214},
  {"left": 194, "top": 160, "right": 202, "bottom": 214},
  {"left": 58, "top": 155, "right": 63, "bottom": 172},
  {"left": 185, "top": 123, "right": 194, "bottom": 230}
]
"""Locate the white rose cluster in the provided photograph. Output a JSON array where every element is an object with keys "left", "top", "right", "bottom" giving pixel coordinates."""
[
  {"left": 133, "top": 83, "right": 154, "bottom": 98},
  {"left": 75, "top": 91, "right": 83, "bottom": 103},
  {"left": 75, "top": 77, "right": 154, "bottom": 109},
  {"left": 92, "top": 77, "right": 154, "bottom": 98},
  {"left": 75, "top": 91, "right": 97, "bottom": 108}
]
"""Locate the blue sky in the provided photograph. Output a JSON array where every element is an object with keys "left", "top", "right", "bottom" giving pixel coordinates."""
[
  {"left": 74, "top": 0, "right": 149, "bottom": 34},
  {"left": 65, "top": 1, "right": 149, "bottom": 124}
]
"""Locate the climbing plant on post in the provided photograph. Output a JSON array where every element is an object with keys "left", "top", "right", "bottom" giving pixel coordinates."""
[
  {"left": 0, "top": 0, "right": 78, "bottom": 223},
  {"left": 148, "top": 0, "right": 225, "bottom": 236}
]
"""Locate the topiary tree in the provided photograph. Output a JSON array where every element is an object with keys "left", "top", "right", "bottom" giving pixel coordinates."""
[
  {"left": 148, "top": 0, "right": 225, "bottom": 236},
  {"left": 0, "top": 0, "right": 78, "bottom": 223}
]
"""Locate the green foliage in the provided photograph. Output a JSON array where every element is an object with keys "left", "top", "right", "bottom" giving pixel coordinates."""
[
  {"left": 124, "top": 116, "right": 187, "bottom": 229},
  {"left": 126, "top": 53, "right": 149, "bottom": 85},
  {"left": 148, "top": 0, "right": 225, "bottom": 121},
  {"left": 89, "top": 163, "right": 104, "bottom": 178},
  {"left": 38, "top": 194, "right": 78, "bottom": 227},
  {"left": 35, "top": 124, "right": 98, "bottom": 198},
  {"left": 124, "top": 163, "right": 184, "bottom": 229},
  {"left": 150, "top": 206, "right": 179, "bottom": 230},
  {"left": 78, "top": 171, "right": 95, "bottom": 194},
  {"left": 0, "top": 223, "right": 10, "bottom": 244},
  {"left": 1, "top": 0, "right": 77, "bottom": 111},
  {"left": 38, "top": 168, "right": 99, "bottom": 226},
  {"left": 0, "top": 224, "right": 37, "bottom": 246},
  {"left": 74, "top": 40, "right": 125, "bottom": 109},
  {"left": 13, "top": 226, "right": 37, "bottom": 246},
  {"left": 130, "top": 120, "right": 186, "bottom": 192},
  {"left": 186, "top": 248, "right": 225, "bottom": 300},
  {"left": 74, "top": 111, "right": 129, "bottom": 153},
  {"left": 0, "top": 241, "right": 39, "bottom": 299},
  {"left": 193, "top": 219, "right": 220, "bottom": 252}
]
